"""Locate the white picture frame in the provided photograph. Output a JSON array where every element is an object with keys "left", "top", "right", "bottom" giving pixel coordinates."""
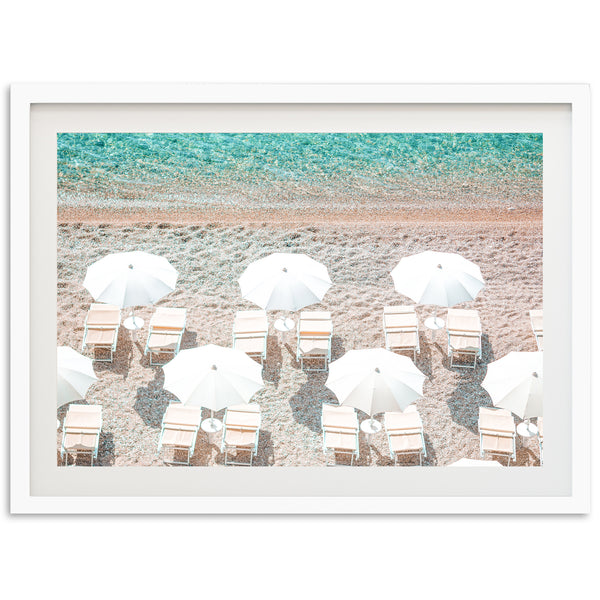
[{"left": 10, "top": 83, "right": 591, "bottom": 514}]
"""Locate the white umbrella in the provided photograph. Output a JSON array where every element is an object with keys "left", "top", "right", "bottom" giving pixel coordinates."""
[
  {"left": 57, "top": 346, "right": 98, "bottom": 408},
  {"left": 83, "top": 251, "right": 177, "bottom": 326},
  {"left": 162, "top": 344, "right": 264, "bottom": 431},
  {"left": 391, "top": 250, "right": 485, "bottom": 327},
  {"left": 481, "top": 351, "right": 543, "bottom": 434},
  {"left": 238, "top": 252, "right": 332, "bottom": 312},
  {"left": 325, "top": 348, "right": 426, "bottom": 432},
  {"left": 448, "top": 458, "right": 503, "bottom": 467}
]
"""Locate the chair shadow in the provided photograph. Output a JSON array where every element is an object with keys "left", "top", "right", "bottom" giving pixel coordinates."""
[
  {"left": 254, "top": 429, "right": 275, "bottom": 466},
  {"left": 133, "top": 368, "right": 178, "bottom": 428},
  {"left": 263, "top": 334, "right": 283, "bottom": 387},
  {"left": 188, "top": 429, "right": 222, "bottom": 466},
  {"left": 288, "top": 373, "right": 336, "bottom": 433},
  {"left": 356, "top": 437, "right": 394, "bottom": 466},
  {"left": 444, "top": 333, "right": 496, "bottom": 434},
  {"left": 422, "top": 432, "right": 436, "bottom": 466},
  {"left": 515, "top": 443, "right": 541, "bottom": 467},
  {"left": 479, "top": 333, "right": 495, "bottom": 366},
  {"left": 97, "top": 431, "right": 116, "bottom": 466},
  {"left": 92, "top": 327, "right": 134, "bottom": 380},
  {"left": 180, "top": 329, "right": 198, "bottom": 351},
  {"left": 330, "top": 334, "right": 346, "bottom": 362},
  {"left": 60, "top": 431, "right": 115, "bottom": 466},
  {"left": 415, "top": 333, "right": 434, "bottom": 378}
]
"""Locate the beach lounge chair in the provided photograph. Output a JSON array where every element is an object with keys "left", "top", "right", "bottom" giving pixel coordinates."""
[
  {"left": 232, "top": 310, "right": 268, "bottom": 365},
  {"left": 82, "top": 303, "right": 120, "bottom": 362},
  {"left": 383, "top": 305, "right": 420, "bottom": 361},
  {"left": 384, "top": 405, "right": 426, "bottom": 465},
  {"left": 296, "top": 311, "right": 333, "bottom": 372},
  {"left": 321, "top": 404, "right": 359, "bottom": 466},
  {"left": 530, "top": 309, "right": 543, "bottom": 351},
  {"left": 221, "top": 403, "right": 261, "bottom": 465},
  {"left": 447, "top": 308, "right": 482, "bottom": 368},
  {"left": 478, "top": 407, "right": 516, "bottom": 465},
  {"left": 60, "top": 404, "right": 102, "bottom": 466},
  {"left": 144, "top": 307, "right": 186, "bottom": 366},
  {"left": 537, "top": 417, "right": 544, "bottom": 465},
  {"left": 157, "top": 404, "right": 202, "bottom": 465}
]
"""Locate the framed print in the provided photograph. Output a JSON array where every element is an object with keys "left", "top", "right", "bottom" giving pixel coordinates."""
[{"left": 10, "top": 83, "right": 591, "bottom": 513}]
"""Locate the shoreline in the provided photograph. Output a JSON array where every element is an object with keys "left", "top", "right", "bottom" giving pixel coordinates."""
[{"left": 57, "top": 206, "right": 543, "bottom": 228}]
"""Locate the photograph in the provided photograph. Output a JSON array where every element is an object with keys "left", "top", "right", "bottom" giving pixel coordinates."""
[{"left": 56, "top": 131, "right": 544, "bottom": 468}]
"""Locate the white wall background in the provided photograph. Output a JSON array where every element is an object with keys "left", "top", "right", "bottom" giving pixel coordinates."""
[{"left": 1, "top": 2, "right": 596, "bottom": 598}]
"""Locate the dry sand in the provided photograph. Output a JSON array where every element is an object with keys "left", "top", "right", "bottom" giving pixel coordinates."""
[{"left": 57, "top": 208, "right": 542, "bottom": 467}]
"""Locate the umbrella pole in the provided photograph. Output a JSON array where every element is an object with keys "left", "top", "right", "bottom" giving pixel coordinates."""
[{"left": 210, "top": 409, "right": 215, "bottom": 427}]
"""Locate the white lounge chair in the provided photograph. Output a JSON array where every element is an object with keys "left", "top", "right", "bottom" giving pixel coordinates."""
[
  {"left": 478, "top": 407, "right": 516, "bottom": 465},
  {"left": 60, "top": 404, "right": 103, "bottom": 466},
  {"left": 529, "top": 309, "right": 543, "bottom": 351},
  {"left": 383, "top": 305, "right": 420, "bottom": 361},
  {"left": 321, "top": 404, "right": 359, "bottom": 465},
  {"left": 82, "top": 303, "right": 120, "bottom": 362},
  {"left": 447, "top": 308, "right": 482, "bottom": 368},
  {"left": 221, "top": 403, "right": 261, "bottom": 465},
  {"left": 157, "top": 404, "right": 202, "bottom": 465},
  {"left": 144, "top": 307, "right": 187, "bottom": 366},
  {"left": 384, "top": 406, "right": 426, "bottom": 465},
  {"left": 232, "top": 310, "right": 268, "bottom": 365},
  {"left": 296, "top": 311, "right": 333, "bottom": 372}
]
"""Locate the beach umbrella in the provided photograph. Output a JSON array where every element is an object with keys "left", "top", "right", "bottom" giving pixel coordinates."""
[
  {"left": 391, "top": 251, "right": 485, "bottom": 327},
  {"left": 448, "top": 458, "right": 503, "bottom": 467},
  {"left": 83, "top": 251, "right": 178, "bottom": 325},
  {"left": 57, "top": 346, "right": 98, "bottom": 408},
  {"left": 238, "top": 252, "right": 332, "bottom": 312},
  {"left": 481, "top": 351, "right": 543, "bottom": 434},
  {"left": 325, "top": 348, "right": 426, "bottom": 432},
  {"left": 162, "top": 344, "right": 264, "bottom": 432}
]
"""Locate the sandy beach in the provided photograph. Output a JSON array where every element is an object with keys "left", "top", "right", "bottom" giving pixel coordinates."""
[{"left": 56, "top": 206, "right": 543, "bottom": 467}]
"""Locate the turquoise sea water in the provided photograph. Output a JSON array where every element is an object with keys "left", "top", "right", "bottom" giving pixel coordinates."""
[{"left": 57, "top": 133, "right": 543, "bottom": 209}]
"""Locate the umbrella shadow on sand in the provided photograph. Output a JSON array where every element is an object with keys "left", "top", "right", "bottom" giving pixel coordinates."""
[
  {"left": 444, "top": 333, "right": 496, "bottom": 434},
  {"left": 288, "top": 372, "right": 337, "bottom": 433},
  {"left": 133, "top": 368, "right": 178, "bottom": 428},
  {"left": 446, "top": 368, "right": 492, "bottom": 435}
]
